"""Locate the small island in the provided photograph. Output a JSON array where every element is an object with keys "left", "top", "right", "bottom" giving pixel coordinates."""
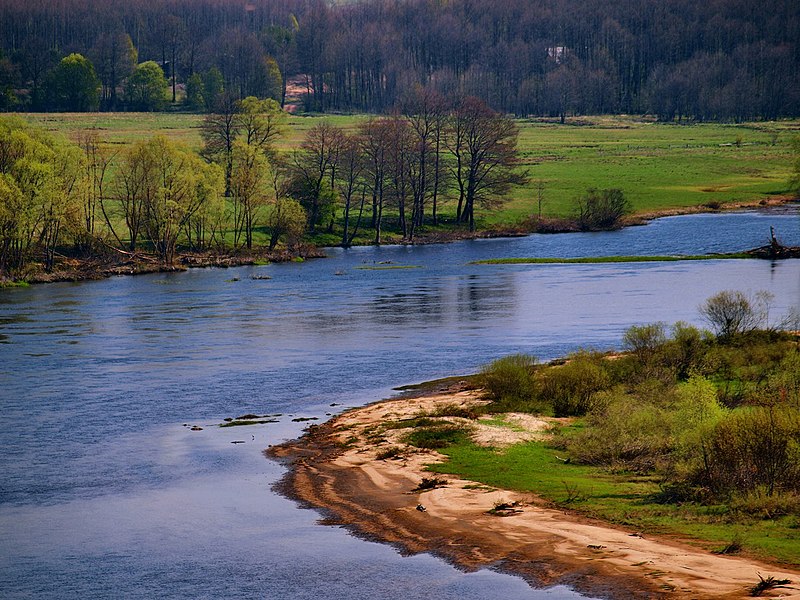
[{"left": 271, "top": 292, "right": 800, "bottom": 599}]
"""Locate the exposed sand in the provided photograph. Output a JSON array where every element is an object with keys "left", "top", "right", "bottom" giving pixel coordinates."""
[{"left": 269, "top": 385, "right": 800, "bottom": 599}]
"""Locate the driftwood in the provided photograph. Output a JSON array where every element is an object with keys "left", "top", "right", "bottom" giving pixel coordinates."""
[{"left": 744, "top": 227, "right": 800, "bottom": 259}]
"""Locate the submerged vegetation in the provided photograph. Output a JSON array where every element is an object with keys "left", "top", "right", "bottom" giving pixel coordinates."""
[{"left": 406, "top": 291, "right": 800, "bottom": 564}]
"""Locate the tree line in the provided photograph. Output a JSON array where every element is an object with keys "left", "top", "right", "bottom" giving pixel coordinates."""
[
  {"left": 1, "top": 0, "right": 798, "bottom": 120},
  {"left": 0, "top": 90, "right": 525, "bottom": 278}
]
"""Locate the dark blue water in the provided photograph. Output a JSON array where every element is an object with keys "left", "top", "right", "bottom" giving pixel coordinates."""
[{"left": 1, "top": 207, "right": 799, "bottom": 599}]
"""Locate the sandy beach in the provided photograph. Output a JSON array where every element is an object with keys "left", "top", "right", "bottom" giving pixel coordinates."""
[{"left": 269, "top": 383, "right": 800, "bottom": 599}]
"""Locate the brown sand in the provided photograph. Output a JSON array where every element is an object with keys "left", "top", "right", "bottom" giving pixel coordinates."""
[{"left": 269, "top": 385, "right": 800, "bottom": 599}]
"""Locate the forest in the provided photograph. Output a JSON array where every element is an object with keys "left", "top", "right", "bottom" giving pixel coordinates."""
[{"left": 0, "top": 0, "right": 798, "bottom": 120}]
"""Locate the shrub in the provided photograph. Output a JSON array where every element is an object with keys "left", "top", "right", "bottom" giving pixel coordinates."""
[
  {"left": 539, "top": 352, "right": 611, "bottom": 416},
  {"left": 404, "top": 424, "right": 472, "bottom": 449},
  {"left": 566, "top": 391, "right": 672, "bottom": 471},
  {"left": 702, "top": 406, "right": 800, "bottom": 498},
  {"left": 700, "top": 290, "right": 773, "bottom": 340},
  {"left": 574, "top": 188, "right": 631, "bottom": 230},
  {"left": 479, "top": 354, "right": 537, "bottom": 404}
]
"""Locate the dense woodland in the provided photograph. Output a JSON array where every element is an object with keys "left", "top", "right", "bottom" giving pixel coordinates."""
[{"left": 1, "top": 0, "right": 799, "bottom": 120}]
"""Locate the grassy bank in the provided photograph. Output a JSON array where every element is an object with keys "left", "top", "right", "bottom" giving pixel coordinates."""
[
  {"left": 22, "top": 113, "right": 798, "bottom": 230},
  {"left": 427, "top": 432, "right": 800, "bottom": 565},
  {"left": 393, "top": 318, "right": 800, "bottom": 566}
]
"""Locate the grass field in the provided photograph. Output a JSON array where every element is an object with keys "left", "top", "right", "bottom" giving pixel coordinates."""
[{"left": 21, "top": 112, "right": 799, "bottom": 229}]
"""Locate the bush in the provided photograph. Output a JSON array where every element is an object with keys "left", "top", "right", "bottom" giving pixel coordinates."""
[
  {"left": 574, "top": 188, "right": 631, "bottom": 230},
  {"left": 479, "top": 354, "right": 537, "bottom": 405},
  {"left": 700, "top": 290, "right": 773, "bottom": 340},
  {"left": 539, "top": 352, "right": 612, "bottom": 416},
  {"left": 566, "top": 391, "right": 672, "bottom": 471},
  {"left": 702, "top": 406, "right": 800, "bottom": 498},
  {"left": 404, "top": 424, "right": 472, "bottom": 449}
]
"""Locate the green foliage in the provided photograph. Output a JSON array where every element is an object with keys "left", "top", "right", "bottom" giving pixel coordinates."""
[
  {"left": 539, "top": 352, "right": 612, "bottom": 416},
  {"left": 45, "top": 53, "right": 100, "bottom": 111},
  {"left": 267, "top": 197, "right": 306, "bottom": 250},
  {"left": 479, "top": 354, "right": 538, "bottom": 407},
  {"left": 0, "top": 117, "right": 85, "bottom": 275},
  {"left": 185, "top": 73, "right": 205, "bottom": 112},
  {"left": 202, "top": 68, "right": 225, "bottom": 111},
  {"left": 125, "top": 61, "right": 168, "bottom": 111},
  {"left": 404, "top": 424, "right": 472, "bottom": 449},
  {"left": 574, "top": 187, "right": 630, "bottom": 230},
  {"left": 567, "top": 389, "right": 673, "bottom": 471}
]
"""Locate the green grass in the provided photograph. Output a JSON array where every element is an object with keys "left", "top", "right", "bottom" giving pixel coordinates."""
[
  {"left": 471, "top": 253, "right": 755, "bottom": 265},
  {"left": 426, "top": 434, "right": 800, "bottom": 565},
  {"left": 19, "top": 112, "right": 799, "bottom": 236}
]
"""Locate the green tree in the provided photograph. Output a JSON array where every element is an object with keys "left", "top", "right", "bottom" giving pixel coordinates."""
[
  {"left": 238, "top": 96, "right": 285, "bottom": 156},
  {"left": 116, "top": 136, "right": 222, "bottom": 263},
  {"left": 0, "top": 117, "right": 84, "bottom": 274},
  {"left": 45, "top": 53, "right": 100, "bottom": 111},
  {"left": 125, "top": 61, "right": 168, "bottom": 111},
  {"left": 230, "top": 142, "right": 271, "bottom": 249},
  {"left": 185, "top": 73, "right": 205, "bottom": 111},
  {"left": 202, "top": 67, "right": 225, "bottom": 111},
  {"left": 267, "top": 196, "right": 306, "bottom": 251}
]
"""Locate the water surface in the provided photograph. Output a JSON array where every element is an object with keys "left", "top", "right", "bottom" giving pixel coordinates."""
[{"left": 1, "top": 207, "right": 799, "bottom": 598}]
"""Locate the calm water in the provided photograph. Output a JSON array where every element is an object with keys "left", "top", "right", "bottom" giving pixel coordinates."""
[{"left": 1, "top": 208, "right": 799, "bottom": 599}]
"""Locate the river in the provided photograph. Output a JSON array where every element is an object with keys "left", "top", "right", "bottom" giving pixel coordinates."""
[{"left": 1, "top": 207, "right": 798, "bottom": 599}]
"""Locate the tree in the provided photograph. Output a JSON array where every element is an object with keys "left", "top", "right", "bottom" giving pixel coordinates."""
[
  {"left": 0, "top": 117, "right": 83, "bottom": 274},
  {"left": 90, "top": 32, "right": 137, "bottom": 111},
  {"left": 230, "top": 142, "right": 271, "bottom": 249},
  {"left": 201, "top": 93, "right": 241, "bottom": 196},
  {"left": 285, "top": 122, "right": 344, "bottom": 232},
  {"left": 267, "top": 196, "right": 306, "bottom": 251},
  {"left": 790, "top": 137, "right": 800, "bottom": 192},
  {"left": 144, "top": 137, "right": 221, "bottom": 264},
  {"left": 185, "top": 73, "right": 205, "bottom": 111},
  {"left": 700, "top": 290, "right": 773, "bottom": 339},
  {"left": 125, "top": 61, "right": 168, "bottom": 111},
  {"left": 45, "top": 54, "right": 100, "bottom": 111},
  {"left": 446, "top": 97, "right": 526, "bottom": 231},
  {"left": 202, "top": 67, "right": 225, "bottom": 112},
  {"left": 238, "top": 97, "right": 285, "bottom": 157},
  {"left": 334, "top": 134, "right": 366, "bottom": 246}
]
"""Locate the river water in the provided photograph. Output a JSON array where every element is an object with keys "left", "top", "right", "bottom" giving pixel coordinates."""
[{"left": 1, "top": 208, "right": 799, "bottom": 599}]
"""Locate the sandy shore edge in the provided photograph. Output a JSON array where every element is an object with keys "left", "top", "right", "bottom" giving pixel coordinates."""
[{"left": 268, "top": 382, "right": 800, "bottom": 599}]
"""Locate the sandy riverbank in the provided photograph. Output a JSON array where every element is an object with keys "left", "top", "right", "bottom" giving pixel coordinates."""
[{"left": 269, "top": 383, "right": 800, "bottom": 600}]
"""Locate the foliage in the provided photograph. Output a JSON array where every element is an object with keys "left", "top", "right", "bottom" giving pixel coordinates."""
[
  {"left": 479, "top": 354, "right": 538, "bottom": 406},
  {"left": 125, "top": 61, "right": 168, "bottom": 111},
  {"left": 574, "top": 188, "right": 631, "bottom": 230},
  {"left": 185, "top": 73, "right": 205, "bottom": 112},
  {"left": 267, "top": 196, "right": 306, "bottom": 250},
  {"left": 539, "top": 352, "right": 612, "bottom": 416},
  {"left": 0, "top": 117, "right": 84, "bottom": 275},
  {"left": 44, "top": 53, "right": 100, "bottom": 111}
]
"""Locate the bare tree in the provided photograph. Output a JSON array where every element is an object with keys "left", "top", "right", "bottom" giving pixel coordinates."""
[{"left": 445, "top": 97, "right": 526, "bottom": 231}]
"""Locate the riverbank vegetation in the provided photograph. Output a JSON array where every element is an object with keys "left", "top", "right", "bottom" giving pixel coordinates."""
[
  {"left": 4, "top": 109, "right": 798, "bottom": 282},
  {"left": 393, "top": 292, "right": 800, "bottom": 564}
]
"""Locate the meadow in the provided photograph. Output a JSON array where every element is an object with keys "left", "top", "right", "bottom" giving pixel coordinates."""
[{"left": 22, "top": 112, "right": 799, "bottom": 229}]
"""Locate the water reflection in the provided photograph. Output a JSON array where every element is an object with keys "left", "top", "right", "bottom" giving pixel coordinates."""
[{"left": 0, "top": 209, "right": 799, "bottom": 599}]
